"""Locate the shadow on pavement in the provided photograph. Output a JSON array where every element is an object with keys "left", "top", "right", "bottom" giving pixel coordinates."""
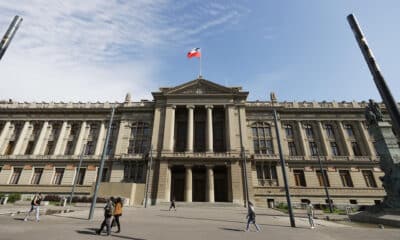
[
  {"left": 13, "top": 217, "right": 25, "bottom": 221},
  {"left": 76, "top": 228, "right": 146, "bottom": 240},
  {"left": 220, "top": 227, "right": 244, "bottom": 232},
  {"left": 51, "top": 214, "right": 88, "bottom": 220}
]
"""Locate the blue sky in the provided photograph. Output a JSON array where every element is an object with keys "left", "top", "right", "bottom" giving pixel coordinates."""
[{"left": 0, "top": 0, "right": 399, "bottom": 102}]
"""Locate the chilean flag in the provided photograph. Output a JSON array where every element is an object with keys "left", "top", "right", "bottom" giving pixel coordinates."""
[{"left": 187, "top": 48, "right": 201, "bottom": 58}]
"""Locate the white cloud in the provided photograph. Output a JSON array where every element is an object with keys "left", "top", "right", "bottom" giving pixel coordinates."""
[{"left": 0, "top": 0, "right": 247, "bottom": 101}]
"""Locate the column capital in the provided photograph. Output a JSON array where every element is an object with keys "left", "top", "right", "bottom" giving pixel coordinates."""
[
  {"left": 184, "top": 164, "right": 193, "bottom": 168},
  {"left": 166, "top": 104, "right": 176, "bottom": 109},
  {"left": 205, "top": 104, "right": 213, "bottom": 109},
  {"left": 205, "top": 164, "right": 214, "bottom": 169},
  {"left": 186, "top": 105, "right": 195, "bottom": 109}
]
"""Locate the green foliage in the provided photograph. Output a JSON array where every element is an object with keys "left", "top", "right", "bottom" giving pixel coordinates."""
[
  {"left": 276, "top": 202, "right": 288, "bottom": 210},
  {"left": 7, "top": 193, "right": 21, "bottom": 203}
]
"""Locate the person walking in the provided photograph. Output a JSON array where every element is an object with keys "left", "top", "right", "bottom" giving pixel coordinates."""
[
  {"left": 306, "top": 201, "right": 315, "bottom": 229},
  {"left": 96, "top": 197, "right": 115, "bottom": 236},
  {"left": 24, "top": 193, "right": 42, "bottom": 222},
  {"left": 245, "top": 201, "right": 261, "bottom": 232},
  {"left": 111, "top": 197, "right": 123, "bottom": 233},
  {"left": 169, "top": 197, "right": 176, "bottom": 211}
]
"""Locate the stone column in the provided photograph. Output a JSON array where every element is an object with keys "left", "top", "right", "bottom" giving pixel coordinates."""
[
  {"left": 337, "top": 121, "right": 352, "bottom": 156},
  {"left": 357, "top": 121, "right": 375, "bottom": 157},
  {"left": 166, "top": 166, "right": 172, "bottom": 201},
  {"left": 317, "top": 121, "right": 330, "bottom": 156},
  {"left": 74, "top": 121, "right": 87, "bottom": 155},
  {"left": 33, "top": 121, "right": 49, "bottom": 155},
  {"left": 0, "top": 121, "right": 11, "bottom": 153},
  {"left": 53, "top": 121, "right": 68, "bottom": 155},
  {"left": 185, "top": 165, "right": 192, "bottom": 202},
  {"left": 296, "top": 121, "right": 310, "bottom": 156},
  {"left": 162, "top": 105, "right": 176, "bottom": 152},
  {"left": 94, "top": 122, "right": 106, "bottom": 155},
  {"left": 206, "top": 165, "right": 215, "bottom": 202},
  {"left": 12, "top": 121, "right": 30, "bottom": 155},
  {"left": 206, "top": 105, "right": 214, "bottom": 152},
  {"left": 186, "top": 105, "right": 195, "bottom": 152}
]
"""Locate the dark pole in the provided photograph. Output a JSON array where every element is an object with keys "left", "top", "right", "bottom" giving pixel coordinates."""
[
  {"left": 316, "top": 151, "right": 333, "bottom": 213},
  {"left": 144, "top": 145, "right": 153, "bottom": 208},
  {"left": 69, "top": 144, "right": 86, "bottom": 210},
  {"left": 88, "top": 105, "right": 116, "bottom": 220},
  {"left": 0, "top": 16, "right": 23, "bottom": 61},
  {"left": 273, "top": 109, "right": 296, "bottom": 227},
  {"left": 347, "top": 14, "right": 400, "bottom": 137},
  {"left": 237, "top": 106, "right": 249, "bottom": 207}
]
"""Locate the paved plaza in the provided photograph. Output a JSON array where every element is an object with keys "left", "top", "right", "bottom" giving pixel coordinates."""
[{"left": 0, "top": 205, "right": 398, "bottom": 240}]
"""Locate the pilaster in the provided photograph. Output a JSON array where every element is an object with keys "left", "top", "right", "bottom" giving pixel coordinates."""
[
  {"left": 53, "top": 121, "right": 68, "bottom": 155},
  {"left": 74, "top": 121, "right": 87, "bottom": 155},
  {"left": 0, "top": 121, "right": 11, "bottom": 153},
  {"left": 12, "top": 121, "right": 30, "bottom": 155},
  {"left": 94, "top": 122, "right": 106, "bottom": 155},
  {"left": 33, "top": 121, "right": 49, "bottom": 155}
]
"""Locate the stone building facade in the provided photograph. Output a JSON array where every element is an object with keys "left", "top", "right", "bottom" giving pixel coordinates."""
[{"left": 0, "top": 79, "right": 389, "bottom": 206}]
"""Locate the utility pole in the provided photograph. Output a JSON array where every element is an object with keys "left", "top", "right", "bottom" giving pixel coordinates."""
[
  {"left": 88, "top": 105, "right": 116, "bottom": 220},
  {"left": 0, "top": 16, "right": 23, "bottom": 61},
  {"left": 237, "top": 105, "right": 249, "bottom": 207},
  {"left": 273, "top": 109, "right": 296, "bottom": 227},
  {"left": 316, "top": 150, "right": 333, "bottom": 213},
  {"left": 144, "top": 145, "right": 153, "bottom": 208},
  {"left": 347, "top": 14, "right": 400, "bottom": 137},
  {"left": 68, "top": 144, "right": 86, "bottom": 210}
]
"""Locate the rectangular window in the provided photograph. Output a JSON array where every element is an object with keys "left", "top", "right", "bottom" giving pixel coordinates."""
[
  {"left": 76, "top": 168, "right": 86, "bottom": 185},
  {"left": 344, "top": 124, "right": 354, "bottom": 137},
  {"left": 309, "top": 141, "right": 318, "bottom": 156},
  {"left": 316, "top": 170, "right": 330, "bottom": 187},
  {"left": 330, "top": 142, "right": 340, "bottom": 156},
  {"left": 101, "top": 168, "right": 108, "bottom": 182},
  {"left": 304, "top": 125, "right": 314, "bottom": 138},
  {"left": 52, "top": 168, "right": 64, "bottom": 185},
  {"left": 339, "top": 170, "right": 354, "bottom": 187},
  {"left": 25, "top": 141, "right": 35, "bottom": 155},
  {"left": 284, "top": 124, "right": 294, "bottom": 138},
  {"left": 31, "top": 168, "right": 43, "bottom": 184},
  {"left": 124, "top": 161, "right": 145, "bottom": 183},
  {"left": 44, "top": 141, "right": 55, "bottom": 155},
  {"left": 255, "top": 163, "right": 278, "bottom": 186},
  {"left": 362, "top": 170, "right": 377, "bottom": 188},
  {"left": 293, "top": 169, "right": 307, "bottom": 187},
  {"left": 85, "top": 141, "right": 95, "bottom": 155},
  {"left": 64, "top": 141, "right": 74, "bottom": 155},
  {"left": 325, "top": 124, "right": 335, "bottom": 138},
  {"left": 288, "top": 141, "right": 297, "bottom": 156},
  {"left": 351, "top": 142, "right": 362, "bottom": 156},
  {"left": 9, "top": 168, "right": 22, "bottom": 184},
  {"left": 5, "top": 141, "right": 15, "bottom": 155}
]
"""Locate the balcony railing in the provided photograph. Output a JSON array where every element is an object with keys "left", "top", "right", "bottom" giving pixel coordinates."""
[{"left": 257, "top": 179, "right": 278, "bottom": 187}]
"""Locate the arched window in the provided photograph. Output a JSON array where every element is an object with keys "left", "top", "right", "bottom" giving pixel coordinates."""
[
  {"left": 252, "top": 122, "right": 273, "bottom": 155},
  {"left": 127, "top": 122, "right": 150, "bottom": 154}
]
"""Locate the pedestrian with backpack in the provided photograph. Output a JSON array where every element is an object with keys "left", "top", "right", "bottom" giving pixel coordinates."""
[
  {"left": 111, "top": 197, "right": 123, "bottom": 233},
  {"left": 96, "top": 197, "right": 115, "bottom": 236},
  {"left": 169, "top": 197, "right": 176, "bottom": 211},
  {"left": 245, "top": 201, "right": 261, "bottom": 232},
  {"left": 24, "top": 193, "right": 42, "bottom": 222}
]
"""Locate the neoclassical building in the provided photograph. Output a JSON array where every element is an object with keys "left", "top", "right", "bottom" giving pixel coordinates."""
[{"left": 0, "top": 78, "right": 389, "bottom": 206}]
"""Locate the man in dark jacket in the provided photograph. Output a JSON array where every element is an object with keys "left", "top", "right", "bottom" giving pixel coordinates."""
[
  {"left": 96, "top": 197, "right": 115, "bottom": 236},
  {"left": 245, "top": 201, "right": 261, "bottom": 232}
]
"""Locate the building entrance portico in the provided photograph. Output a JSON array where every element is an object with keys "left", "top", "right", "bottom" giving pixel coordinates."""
[{"left": 169, "top": 164, "right": 231, "bottom": 203}]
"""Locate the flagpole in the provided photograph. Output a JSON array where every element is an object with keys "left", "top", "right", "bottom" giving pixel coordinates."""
[{"left": 199, "top": 55, "right": 202, "bottom": 78}]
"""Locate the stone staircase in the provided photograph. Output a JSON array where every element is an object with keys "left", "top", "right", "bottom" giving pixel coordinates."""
[{"left": 156, "top": 201, "right": 244, "bottom": 208}]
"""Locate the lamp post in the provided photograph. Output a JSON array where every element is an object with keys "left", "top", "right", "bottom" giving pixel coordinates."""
[
  {"left": 273, "top": 109, "right": 296, "bottom": 227},
  {"left": 88, "top": 105, "right": 116, "bottom": 220},
  {"left": 347, "top": 14, "right": 400, "bottom": 137},
  {"left": 144, "top": 145, "right": 153, "bottom": 208},
  {"left": 69, "top": 144, "right": 86, "bottom": 210},
  {"left": 237, "top": 105, "right": 249, "bottom": 207},
  {"left": 0, "top": 16, "right": 23, "bottom": 61},
  {"left": 316, "top": 150, "right": 333, "bottom": 213}
]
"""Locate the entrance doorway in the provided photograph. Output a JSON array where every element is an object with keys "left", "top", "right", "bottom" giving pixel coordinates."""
[
  {"left": 171, "top": 166, "right": 185, "bottom": 201},
  {"left": 214, "top": 166, "right": 228, "bottom": 202},
  {"left": 192, "top": 166, "right": 206, "bottom": 202}
]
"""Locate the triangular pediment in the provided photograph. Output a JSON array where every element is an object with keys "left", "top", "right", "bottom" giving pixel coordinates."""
[{"left": 165, "top": 78, "right": 235, "bottom": 95}]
